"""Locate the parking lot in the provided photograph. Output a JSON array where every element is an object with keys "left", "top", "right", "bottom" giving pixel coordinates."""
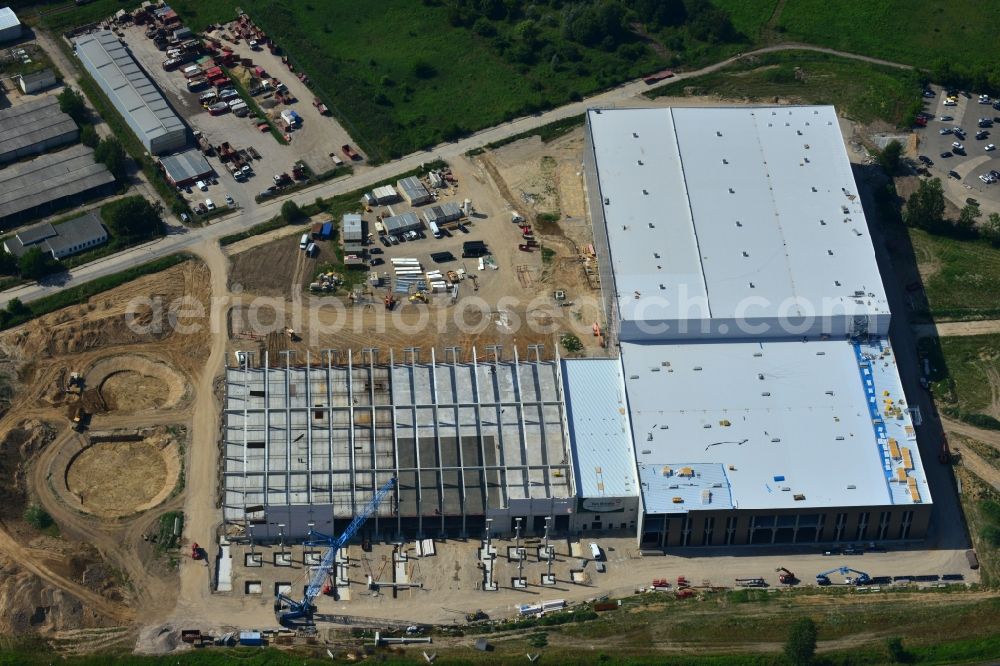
[
  {"left": 119, "top": 22, "right": 357, "bottom": 214},
  {"left": 915, "top": 85, "right": 1000, "bottom": 208}
]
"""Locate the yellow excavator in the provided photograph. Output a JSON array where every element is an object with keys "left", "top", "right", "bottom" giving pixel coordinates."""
[{"left": 408, "top": 291, "right": 428, "bottom": 304}]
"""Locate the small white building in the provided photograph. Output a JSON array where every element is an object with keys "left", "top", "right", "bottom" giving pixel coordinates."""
[
  {"left": 18, "top": 69, "right": 57, "bottom": 94},
  {"left": 3, "top": 211, "right": 108, "bottom": 260},
  {"left": 370, "top": 185, "right": 399, "bottom": 205},
  {"left": 0, "top": 7, "right": 22, "bottom": 43},
  {"left": 342, "top": 213, "right": 363, "bottom": 242}
]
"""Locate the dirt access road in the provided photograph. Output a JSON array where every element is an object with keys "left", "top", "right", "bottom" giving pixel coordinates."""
[
  {"left": 914, "top": 320, "right": 1000, "bottom": 338},
  {"left": 0, "top": 41, "right": 918, "bottom": 309}
]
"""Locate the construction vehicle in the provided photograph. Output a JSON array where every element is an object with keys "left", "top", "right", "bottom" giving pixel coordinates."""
[
  {"left": 409, "top": 291, "right": 428, "bottom": 304},
  {"left": 465, "top": 610, "right": 489, "bottom": 622},
  {"left": 676, "top": 575, "right": 690, "bottom": 589},
  {"left": 191, "top": 542, "right": 203, "bottom": 560},
  {"left": 446, "top": 270, "right": 460, "bottom": 284},
  {"left": 816, "top": 566, "right": 871, "bottom": 586},
  {"left": 342, "top": 144, "right": 360, "bottom": 161},
  {"left": 384, "top": 293, "right": 396, "bottom": 311},
  {"left": 275, "top": 477, "right": 396, "bottom": 625},
  {"left": 776, "top": 567, "right": 797, "bottom": 585}
]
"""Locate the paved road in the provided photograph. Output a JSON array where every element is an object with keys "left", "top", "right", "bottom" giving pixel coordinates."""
[{"left": 0, "top": 41, "right": 917, "bottom": 308}]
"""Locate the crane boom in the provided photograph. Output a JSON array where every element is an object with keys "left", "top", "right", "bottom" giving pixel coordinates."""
[{"left": 275, "top": 477, "right": 396, "bottom": 625}]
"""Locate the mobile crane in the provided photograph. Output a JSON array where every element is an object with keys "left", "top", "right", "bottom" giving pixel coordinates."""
[
  {"left": 274, "top": 477, "right": 397, "bottom": 625},
  {"left": 816, "top": 566, "right": 870, "bottom": 586}
]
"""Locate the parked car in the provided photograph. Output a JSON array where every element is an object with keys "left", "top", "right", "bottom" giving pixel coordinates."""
[
  {"left": 948, "top": 170, "right": 961, "bottom": 179},
  {"left": 370, "top": 257, "right": 384, "bottom": 266},
  {"left": 940, "top": 151, "right": 952, "bottom": 158},
  {"left": 939, "top": 128, "right": 952, "bottom": 135},
  {"left": 196, "top": 180, "right": 208, "bottom": 191},
  {"left": 939, "top": 115, "right": 954, "bottom": 121},
  {"left": 987, "top": 144, "right": 996, "bottom": 151},
  {"left": 205, "top": 199, "right": 215, "bottom": 210},
  {"left": 225, "top": 194, "right": 235, "bottom": 206},
  {"left": 369, "top": 247, "right": 383, "bottom": 254},
  {"left": 918, "top": 155, "right": 932, "bottom": 164}
]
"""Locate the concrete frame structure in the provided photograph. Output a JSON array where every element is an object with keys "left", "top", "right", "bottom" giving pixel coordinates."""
[{"left": 223, "top": 347, "right": 576, "bottom": 542}]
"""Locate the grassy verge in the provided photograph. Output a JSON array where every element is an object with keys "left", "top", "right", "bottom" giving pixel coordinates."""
[
  {"left": 956, "top": 467, "right": 1000, "bottom": 587},
  {"left": 776, "top": 0, "right": 1000, "bottom": 71},
  {"left": 50, "top": 38, "right": 190, "bottom": 219},
  {"left": 909, "top": 229, "right": 1000, "bottom": 321},
  {"left": 467, "top": 114, "right": 585, "bottom": 156},
  {"left": 926, "top": 333, "right": 1000, "bottom": 430},
  {"left": 155, "top": 511, "right": 183, "bottom": 553},
  {"left": 251, "top": 165, "right": 353, "bottom": 205},
  {"left": 220, "top": 65, "right": 286, "bottom": 145},
  {"left": 647, "top": 50, "right": 925, "bottom": 127},
  {"left": 0, "top": 254, "right": 190, "bottom": 331}
]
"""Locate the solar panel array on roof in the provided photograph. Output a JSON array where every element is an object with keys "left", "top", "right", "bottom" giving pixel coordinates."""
[{"left": 73, "top": 30, "right": 187, "bottom": 155}]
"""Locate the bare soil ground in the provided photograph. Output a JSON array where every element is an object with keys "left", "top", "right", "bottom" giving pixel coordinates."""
[
  {"left": 65, "top": 437, "right": 180, "bottom": 518},
  {"left": 0, "top": 259, "right": 213, "bottom": 643}
]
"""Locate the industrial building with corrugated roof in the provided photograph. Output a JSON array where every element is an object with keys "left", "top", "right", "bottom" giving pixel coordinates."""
[
  {"left": 382, "top": 211, "right": 421, "bottom": 235},
  {"left": 581, "top": 106, "right": 930, "bottom": 548},
  {"left": 423, "top": 201, "right": 462, "bottom": 227},
  {"left": 0, "top": 144, "right": 116, "bottom": 227},
  {"left": 18, "top": 69, "right": 57, "bottom": 94},
  {"left": 396, "top": 175, "right": 431, "bottom": 205},
  {"left": 0, "top": 96, "right": 80, "bottom": 165},
  {"left": 73, "top": 30, "right": 187, "bottom": 155},
  {"left": 342, "top": 213, "right": 363, "bottom": 242},
  {"left": 159, "top": 149, "right": 214, "bottom": 186}
]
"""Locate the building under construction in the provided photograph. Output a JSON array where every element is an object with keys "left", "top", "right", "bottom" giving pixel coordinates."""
[{"left": 223, "top": 348, "right": 577, "bottom": 541}]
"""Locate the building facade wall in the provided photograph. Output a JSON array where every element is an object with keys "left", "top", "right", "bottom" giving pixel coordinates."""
[
  {"left": 638, "top": 504, "right": 930, "bottom": 548},
  {"left": 582, "top": 113, "right": 619, "bottom": 348}
]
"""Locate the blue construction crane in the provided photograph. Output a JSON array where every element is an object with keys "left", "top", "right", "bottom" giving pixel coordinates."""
[
  {"left": 275, "top": 477, "right": 397, "bottom": 625},
  {"left": 816, "top": 566, "right": 871, "bottom": 586}
]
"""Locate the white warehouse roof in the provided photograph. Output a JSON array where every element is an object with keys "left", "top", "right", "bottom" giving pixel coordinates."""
[
  {"left": 562, "top": 358, "right": 637, "bottom": 499},
  {"left": 622, "top": 337, "right": 929, "bottom": 512},
  {"left": 0, "top": 7, "right": 21, "bottom": 36},
  {"left": 586, "top": 106, "right": 889, "bottom": 342},
  {"left": 73, "top": 30, "right": 187, "bottom": 154}
]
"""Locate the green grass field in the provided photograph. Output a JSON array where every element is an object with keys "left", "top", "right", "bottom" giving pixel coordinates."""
[
  {"left": 154, "top": 0, "right": 665, "bottom": 161},
  {"left": 927, "top": 333, "right": 1000, "bottom": 428},
  {"left": 648, "top": 50, "right": 923, "bottom": 125},
  {"left": 910, "top": 229, "right": 1000, "bottom": 320},
  {"left": 777, "top": 1, "right": 1000, "bottom": 69},
  {"left": 711, "top": 0, "right": 780, "bottom": 41}
]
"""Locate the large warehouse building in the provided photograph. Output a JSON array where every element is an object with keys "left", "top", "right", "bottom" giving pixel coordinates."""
[
  {"left": 581, "top": 106, "right": 929, "bottom": 547},
  {"left": 73, "top": 30, "right": 187, "bottom": 155},
  {"left": 0, "top": 96, "right": 80, "bottom": 165},
  {"left": 0, "top": 145, "right": 115, "bottom": 227},
  {"left": 221, "top": 105, "right": 931, "bottom": 548}
]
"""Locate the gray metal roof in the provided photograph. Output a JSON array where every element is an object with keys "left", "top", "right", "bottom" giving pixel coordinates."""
[
  {"left": 397, "top": 175, "right": 430, "bottom": 202},
  {"left": 0, "top": 7, "right": 20, "bottom": 33},
  {"left": 342, "top": 213, "right": 362, "bottom": 237},
  {"left": 43, "top": 211, "right": 107, "bottom": 255},
  {"left": 0, "top": 96, "right": 78, "bottom": 160},
  {"left": 620, "top": 337, "right": 929, "bottom": 511},
  {"left": 424, "top": 201, "right": 462, "bottom": 225},
  {"left": 73, "top": 30, "right": 186, "bottom": 153},
  {"left": 0, "top": 144, "right": 115, "bottom": 222},
  {"left": 159, "top": 149, "right": 212, "bottom": 183},
  {"left": 562, "top": 358, "right": 636, "bottom": 499},
  {"left": 586, "top": 107, "right": 889, "bottom": 340},
  {"left": 5, "top": 211, "right": 106, "bottom": 257},
  {"left": 14, "top": 222, "right": 56, "bottom": 246},
  {"left": 19, "top": 69, "right": 56, "bottom": 87},
  {"left": 382, "top": 211, "right": 421, "bottom": 234}
]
